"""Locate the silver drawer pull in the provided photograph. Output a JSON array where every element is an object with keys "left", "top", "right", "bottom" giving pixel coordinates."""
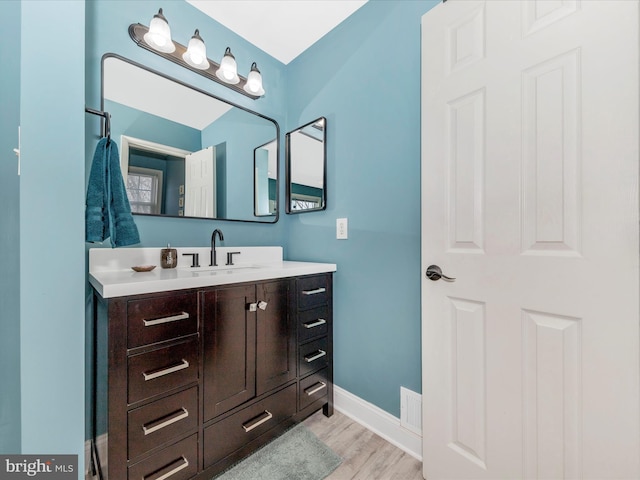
[
  {"left": 142, "top": 408, "right": 189, "bottom": 436},
  {"left": 304, "top": 350, "right": 327, "bottom": 363},
  {"left": 143, "top": 312, "right": 189, "bottom": 327},
  {"left": 302, "top": 287, "right": 326, "bottom": 296},
  {"left": 304, "top": 318, "right": 327, "bottom": 329},
  {"left": 242, "top": 410, "right": 273, "bottom": 432},
  {"left": 143, "top": 359, "right": 189, "bottom": 381},
  {"left": 305, "top": 382, "right": 327, "bottom": 396},
  {"left": 144, "top": 456, "right": 189, "bottom": 480}
]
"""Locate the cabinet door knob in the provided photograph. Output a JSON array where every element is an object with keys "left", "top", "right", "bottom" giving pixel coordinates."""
[{"left": 258, "top": 301, "right": 268, "bottom": 310}]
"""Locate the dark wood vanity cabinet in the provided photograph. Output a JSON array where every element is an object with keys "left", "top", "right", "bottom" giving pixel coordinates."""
[{"left": 94, "top": 273, "right": 332, "bottom": 480}]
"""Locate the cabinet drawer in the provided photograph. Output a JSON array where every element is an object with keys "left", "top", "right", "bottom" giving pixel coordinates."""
[
  {"left": 128, "top": 340, "right": 198, "bottom": 404},
  {"left": 297, "top": 275, "right": 329, "bottom": 310},
  {"left": 298, "top": 337, "right": 329, "bottom": 377},
  {"left": 128, "top": 434, "right": 197, "bottom": 480},
  {"left": 298, "top": 306, "right": 329, "bottom": 343},
  {"left": 203, "top": 384, "right": 296, "bottom": 468},
  {"left": 128, "top": 293, "right": 198, "bottom": 348},
  {"left": 128, "top": 387, "right": 198, "bottom": 461},
  {"left": 299, "top": 368, "right": 329, "bottom": 412}
]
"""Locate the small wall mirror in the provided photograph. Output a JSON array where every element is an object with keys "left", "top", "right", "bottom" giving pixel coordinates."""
[
  {"left": 102, "top": 54, "right": 279, "bottom": 223},
  {"left": 285, "top": 117, "right": 327, "bottom": 213}
]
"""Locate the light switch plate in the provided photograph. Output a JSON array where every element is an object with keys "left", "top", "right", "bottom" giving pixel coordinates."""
[{"left": 336, "top": 218, "right": 348, "bottom": 239}]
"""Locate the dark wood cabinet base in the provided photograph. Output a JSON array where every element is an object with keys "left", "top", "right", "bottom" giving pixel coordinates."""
[{"left": 93, "top": 273, "right": 333, "bottom": 479}]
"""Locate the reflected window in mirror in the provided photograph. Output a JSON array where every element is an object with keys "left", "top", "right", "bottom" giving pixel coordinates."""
[
  {"left": 286, "top": 117, "right": 327, "bottom": 214},
  {"left": 127, "top": 166, "right": 163, "bottom": 214},
  {"left": 101, "top": 54, "right": 279, "bottom": 223}
]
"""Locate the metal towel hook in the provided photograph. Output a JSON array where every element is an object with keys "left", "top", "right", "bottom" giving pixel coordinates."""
[{"left": 85, "top": 107, "right": 112, "bottom": 144}]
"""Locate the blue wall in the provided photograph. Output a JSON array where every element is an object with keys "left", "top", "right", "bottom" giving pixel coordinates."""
[
  {"left": 19, "top": 0, "right": 86, "bottom": 470},
  {"left": 201, "top": 109, "right": 277, "bottom": 219},
  {"left": 285, "top": 0, "right": 438, "bottom": 416},
  {"left": 0, "top": 0, "right": 21, "bottom": 454}
]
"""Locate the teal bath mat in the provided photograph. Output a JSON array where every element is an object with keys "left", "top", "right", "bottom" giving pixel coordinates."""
[{"left": 213, "top": 423, "right": 342, "bottom": 480}]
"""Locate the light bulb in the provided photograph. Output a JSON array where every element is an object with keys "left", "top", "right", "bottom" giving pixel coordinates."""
[
  {"left": 215, "top": 47, "right": 240, "bottom": 84},
  {"left": 182, "top": 29, "right": 209, "bottom": 70},
  {"left": 243, "top": 62, "right": 265, "bottom": 96},
  {"left": 143, "top": 8, "right": 175, "bottom": 53}
]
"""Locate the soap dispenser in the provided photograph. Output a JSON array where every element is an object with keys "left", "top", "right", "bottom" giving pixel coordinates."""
[{"left": 160, "top": 243, "right": 177, "bottom": 269}]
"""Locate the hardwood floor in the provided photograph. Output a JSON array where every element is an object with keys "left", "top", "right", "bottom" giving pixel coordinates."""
[{"left": 302, "top": 410, "right": 424, "bottom": 480}]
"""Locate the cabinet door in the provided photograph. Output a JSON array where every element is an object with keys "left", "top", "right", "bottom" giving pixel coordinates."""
[
  {"left": 203, "top": 284, "right": 256, "bottom": 420},
  {"left": 256, "top": 280, "right": 295, "bottom": 395}
]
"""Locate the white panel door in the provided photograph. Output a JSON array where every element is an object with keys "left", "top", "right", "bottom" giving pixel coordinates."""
[
  {"left": 185, "top": 146, "right": 216, "bottom": 218},
  {"left": 421, "top": 1, "right": 639, "bottom": 479}
]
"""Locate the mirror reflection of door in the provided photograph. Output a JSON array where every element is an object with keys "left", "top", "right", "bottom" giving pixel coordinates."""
[
  {"left": 254, "top": 140, "right": 277, "bottom": 217},
  {"left": 185, "top": 146, "right": 216, "bottom": 218},
  {"left": 286, "top": 117, "right": 326, "bottom": 213}
]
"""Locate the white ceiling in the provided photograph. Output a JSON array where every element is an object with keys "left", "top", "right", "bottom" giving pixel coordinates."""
[{"left": 185, "top": 0, "right": 368, "bottom": 65}]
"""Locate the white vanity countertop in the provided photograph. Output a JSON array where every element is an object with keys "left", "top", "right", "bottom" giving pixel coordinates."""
[{"left": 89, "top": 247, "right": 336, "bottom": 298}]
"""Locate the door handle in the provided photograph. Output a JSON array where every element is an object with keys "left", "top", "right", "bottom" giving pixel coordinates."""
[{"left": 426, "top": 265, "right": 456, "bottom": 282}]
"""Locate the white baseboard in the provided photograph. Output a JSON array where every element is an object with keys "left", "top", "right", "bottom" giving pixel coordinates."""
[{"left": 333, "top": 385, "right": 423, "bottom": 461}]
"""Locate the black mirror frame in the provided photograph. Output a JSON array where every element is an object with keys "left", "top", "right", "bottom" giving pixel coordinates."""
[
  {"left": 285, "top": 117, "right": 327, "bottom": 214},
  {"left": 100, "top": 53, "right": 280, "bottom": 224}
]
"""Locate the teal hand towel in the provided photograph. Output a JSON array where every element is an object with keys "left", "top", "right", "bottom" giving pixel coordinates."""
[
  {"left": 86, "top": 138, "right": 140, "bottom": 247},
  {"left": 86, "top": 138, "right": 108, "bottom": 242}
]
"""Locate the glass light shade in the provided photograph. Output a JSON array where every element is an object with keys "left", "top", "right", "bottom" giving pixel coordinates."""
[
  {"left": 182, "top": 29, "right": 209, "bottom": 70},
  {"left": 143, "top": 8, "right": 175, "bottom": 53},
  {"left": 215, "top": 47, "right": 240, "bottom": 84},
  {"left": 243, "top": 62, "right": 265, "bottom": 96}
]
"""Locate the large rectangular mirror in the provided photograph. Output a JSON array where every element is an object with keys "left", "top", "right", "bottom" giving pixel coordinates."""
[
  {"left": 102, "top": 54, "right": 279, "bottom": 223},
  {"left": 285, "top": 117, "right": 326, "bottom": 213}
]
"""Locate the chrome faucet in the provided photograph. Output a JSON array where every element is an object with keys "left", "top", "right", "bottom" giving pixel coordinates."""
[{"left": 210, "top": 228, "right": 224, "bottom": 266}]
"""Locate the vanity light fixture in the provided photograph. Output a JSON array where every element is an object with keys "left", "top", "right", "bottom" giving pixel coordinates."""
[
  {"left": 130, "top": 9, "right": 265, "bottom": 99},
  {"left": 182, "top": 29, "right": 209, "bottom": 70}
]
